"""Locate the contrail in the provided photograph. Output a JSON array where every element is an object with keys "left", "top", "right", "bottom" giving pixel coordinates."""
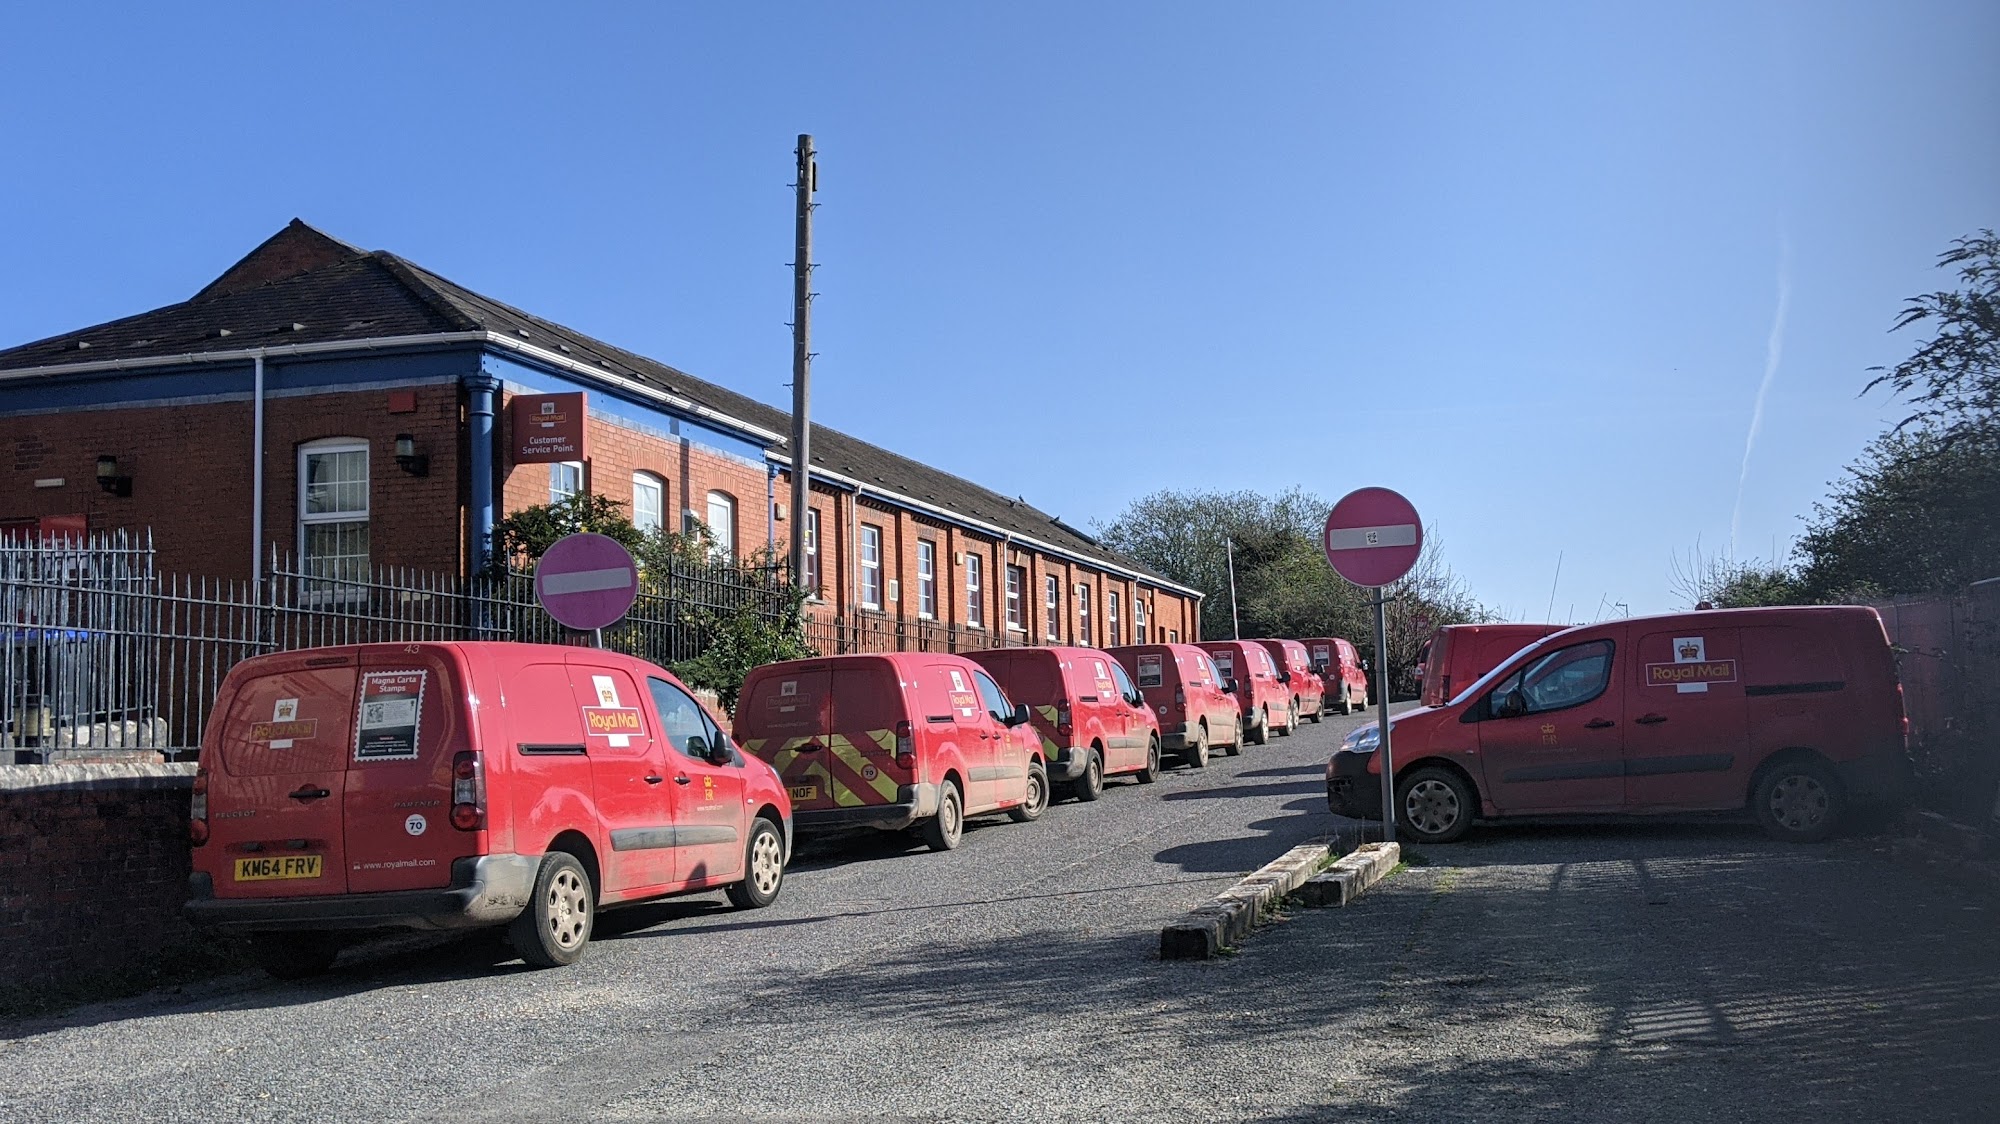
[{"left": 1731, "top": 234, "right": 1792, "bottom": 558}]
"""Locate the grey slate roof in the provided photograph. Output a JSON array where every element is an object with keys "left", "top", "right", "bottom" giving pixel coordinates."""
[{"left": 0, "top": 222, "right": 1186, "bottom": 591}]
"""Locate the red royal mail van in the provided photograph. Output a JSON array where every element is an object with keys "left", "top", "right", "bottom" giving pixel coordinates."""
[
  {"left": 1108, "top": 643, "right": 1241, "bottom": 767},
  {"left": 1197, "top": 640, "right": 1292, "bottom": 744},
  {"left": 1327, "top": 607, "right": 1912, "bottom": 844},
  {"left": 184, "top": 643, "right": 792, "bottom": 977},
  {"left": 1302, "top": 637, "right": 1370, "bottom": 714},
  {"left": 1255, "top": 639, "right": 1327, "bottom": 725},
  {"left": 735, "top": 652, "right": 1047, "bottom": 852},
  {"left": 970, "top": 646, "right": 1164, "bottom": 800},
  {"left": 1417, "top": 623, "right": 1564, "bottom": 708}
]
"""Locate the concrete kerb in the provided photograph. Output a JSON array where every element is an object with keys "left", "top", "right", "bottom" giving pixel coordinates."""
[
  {"left": 1295, "top": 841, "right": 1401, "bottom": 908},
  {"left": 1160, "top": 843, "right": 1333, "bottom": 960}
]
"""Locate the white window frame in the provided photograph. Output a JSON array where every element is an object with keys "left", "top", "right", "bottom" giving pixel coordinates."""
[
  {"left": 861, "top": 524, "right": 884, "bottom": 610},
  {"left": 917, "top": 541, "right": 938, "bottom": 620},
  {"left": 550, "top": 461, "right": 584, "bottom": 504},
  {"left": 298, "top": 438, "right": 370, "bottom": 605},
  {"left": 965, "top": 552, "right": 984, "bottom": 629},
  {"left": 1045, "top": 575, "right": 1061, "bottom": 641},
  {"left": 1077, "top": 583, "right": 1092, "bottom": 646},
  {"left": 706, "top": 491, "right": 735, "bottom": 561},
  {"left": 1135, "top": 598, "right": 1148, "bottom": 644},
  {"left": 1108, "top": 591, "right": 1120, "bottom": 647},
  {"left": 1005, "top": 565, "right": 1024, "bottom": 631},
  {"left": 631, "top": 472, "right": 664, "bottom": 534},
  {"left": 803, "top": 509, "right": 821, "bottom": 599}
]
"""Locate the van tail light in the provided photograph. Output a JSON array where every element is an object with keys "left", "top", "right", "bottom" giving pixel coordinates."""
[
  {"left": 450, "top": 750, "right": 486, "bottom": 832},
  {"left": 894, "top": 721, "right": 915, "bottom": 770},
  {"left": 188, "top": 767, "right": 210, "bottom": 847},
  {"left": 1056, "top": 702, "right": 1072, "bottom": 737},
  {"left": 1174, "top": 686, "right": 1185, "bottom": 708}
]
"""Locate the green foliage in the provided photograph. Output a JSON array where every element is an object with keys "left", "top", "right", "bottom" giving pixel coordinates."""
[
  {"left": 491, "top": 493, "right": 645, "bottom": 569},
  {"left": 671, "top": 594, "right": 817, "bottom": 712},
  {"left": 1795, "top": 427, "right": 2000, "bottom": 599},
  {"left": 1863, "top": 230, "right": 1999, "bottom": 444}
]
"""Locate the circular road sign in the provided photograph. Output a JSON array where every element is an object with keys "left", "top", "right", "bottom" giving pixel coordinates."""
[
  {"left": 535, "top": 532, "right": 640, "bottom": 631},
  {"left": 1323, "top": 487, "right": 1424, "bottom": 588}
]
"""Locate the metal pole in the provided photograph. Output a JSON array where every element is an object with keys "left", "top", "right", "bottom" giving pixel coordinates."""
[
  {"left": 250, "top": 354, "right": 265, "bottom": 585},
  {"left": 788, "top": 134, "right": 816, "bottom": 592},
  {"left": 1226, "top": 537, "right": 1240, "bottom": 639},
  {"left": 1373, "top": 586, "right": 1396, "bottom": 844}
]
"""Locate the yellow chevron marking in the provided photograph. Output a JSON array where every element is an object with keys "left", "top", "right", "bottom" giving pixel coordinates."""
[
  {"left": 868, "top": 729, "right": 897, "bottom": 753},
  {"left": 742, "top": 738, "right": 768, "bottom": 754},
  {"left": 1035, "top": 705, "right": 1059, "bottom": 723},
  {"left": 830, "top": 736, "right": 899, "bottom": 802}
]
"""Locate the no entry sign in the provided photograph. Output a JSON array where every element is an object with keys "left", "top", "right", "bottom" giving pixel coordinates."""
[
  {"left": 1323, "top": 487, "right": 1423, "bottom": 588},
  {"left": 535, "top": 533, "right": 639, "bottom": 632}
]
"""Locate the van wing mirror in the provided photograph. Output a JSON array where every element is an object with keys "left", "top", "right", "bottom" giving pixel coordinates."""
[
  {"left": 685, "top": 734, "right": 710, "bottom": 758},
  {"left": 1277, "top": 671, "right": 1291, "bottom": 684},
  {"left": 1009, "top": 703, "right": 1031, "bottom": 727},
  {"left": 1494, "top": 691, "right": 1527, "bottom": 720},
  {"left": 1223, "top": 678, "right": 1238, "bottom": 694},
  {"left": 707, "top": 737, "right": 735, "bottom": 765}
]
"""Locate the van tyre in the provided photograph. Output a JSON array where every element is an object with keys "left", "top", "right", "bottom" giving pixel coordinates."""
[
  {"left": 1247, "top": 710, "right": 1269, "bottom": 746},
  {"left": 510, "top": 851, "right": 594, "bottom": 968},
  {"left": 726, "top": 818, "right": 786, "bottom": 909},
  {"left": 1338, "top": 689, "right": 1354, "bottom": 716},
  {"left": 1009, "top": 761, "right": 1050, "bottom": 823},
  {"left": 1136, "top": 737, "right": 1161, "bottom": 784},
  {"left": 1183, "top": 723, "right": 1210, "bottom": 769},
  {"left": 1396, "top": 766, "right": 1476, "bottom": 844},
  {"left": 1307, "top": 700, "right": 1322, "bottom": 724},
  {"left": 1224, "top": 719, "right": 1243, "bottom": 755},
  {"left": 1753, "top": 757, "right": 1845, "bottom": 843},
  {"left": 923, "top": 780, "right": 965, "bottom": 851},
  {"left": 1073, "top": 750, "right": 1105, "bottom": 802},
  {"left": 248, "top": 931, "right": 340, "bottom": 980},
  {"left": 1276, "top": 701, "right": 1297, "bottom": 736}
]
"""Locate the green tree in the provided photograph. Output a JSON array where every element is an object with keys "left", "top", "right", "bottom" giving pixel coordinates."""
[
  {"left": 1863, "top": 230, "right": 1999, "bottom": 444},
  {"left": 670, "top": 594, "right": 817, "bottom": 712},
  {"left": 1796, "top": 428, "right": 2000, "bottom": 598},
  {"left": 489, "top": 493, "right": 644, "bottom": 570}
]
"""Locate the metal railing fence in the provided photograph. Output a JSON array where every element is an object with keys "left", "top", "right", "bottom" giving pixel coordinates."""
[{"left": 1, "top": 531, "right": 797, "bottom": 763}]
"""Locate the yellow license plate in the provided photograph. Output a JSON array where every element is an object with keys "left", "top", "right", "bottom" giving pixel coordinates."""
[
  {"left": 788, "top": 785, "right": 818, "bottom": 802},
  {"left": 233, "top": 855, "right": 324, "bottom": 881}
]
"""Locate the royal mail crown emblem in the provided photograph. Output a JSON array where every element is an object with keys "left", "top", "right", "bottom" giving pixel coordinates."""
[{"left": 1678, "top": 641, "right": 1700, "bottom": 659}]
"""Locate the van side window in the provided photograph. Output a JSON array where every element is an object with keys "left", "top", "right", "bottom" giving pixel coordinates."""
[
  {"left": 1487, "top": 640, "right": 1615, "bottom": 717},
  {"left": 649, "top": 677, "right": 721, "bottom": 760},
  {"left": 970, "top": 670, "right": 1012, "bottom": 724},
  {"left": 1107, "top": 660, "right": 1140, "bottom": 705}
]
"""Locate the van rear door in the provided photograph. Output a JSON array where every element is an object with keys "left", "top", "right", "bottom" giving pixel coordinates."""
[
  {"left": 343, "top": 645, "right": 473, "bottom": 893},
  {"left": 739, "top": 661, "right": 835, "bottom": 814},
  {"left": 206, "top": 650, "right": 358, "bottom": 897},
  {"left": 830, "top": 660, "right": 911, "bottom": 809}
]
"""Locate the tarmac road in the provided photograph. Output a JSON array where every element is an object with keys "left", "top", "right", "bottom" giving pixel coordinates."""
[{"left": 1, "top": 701, "right": 1993, "bottom": 1123}]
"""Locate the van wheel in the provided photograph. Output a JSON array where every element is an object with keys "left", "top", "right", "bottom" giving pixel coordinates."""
[
  {"left": 1183, "top": 724, "right": 1210, "bottom": 769},
  {"left": 726, "top": 818, "right": 786, "bottom": 909},
  {"left": 1009, "top": 761, "right": 1050, "bottom": 822},
  {"left": 248, "top": 931, "right": 340, "bottom": 980},
  {"left": 1136, "top": 737, "right": 1161, "bottom": 784},
  {"left": 1224, "top": 719, "right": 1243, "bottom": 756},
  {"left": 509, "top": 851, "right": 594, "bottom": 968},
  {"left": 1247, "top": 710, "right": 1269, "bottom": 746},
  {"left": 1396, "top": 766, "right": 1476, "bottom": 844},
  {"left": 922, "top": 780, "right": 965, "bottom": 851},
  {"left": 1339, "top": 689, "right": 1354, "bottom": 716},
  {"left": 1307, "top": 699, "right": 1322, "bottom": 724},
  {"left": 1276, "top": 701, "right": 1298, "bottom": 736},
  {"left": 1753, "top": 758, "right": 1845, "bottom": 843},
  {"left": 1073, "top": 750, "right": 1105, "bottom": 802}
]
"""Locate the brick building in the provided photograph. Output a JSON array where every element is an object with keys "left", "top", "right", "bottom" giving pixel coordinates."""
[{"left": 0, "top": 221, "right": 1202, "bottom": 650}]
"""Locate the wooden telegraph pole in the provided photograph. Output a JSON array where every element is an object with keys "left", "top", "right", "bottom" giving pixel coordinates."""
[{"left": 788, "top": 135, "right": 817, "bottom": 590}]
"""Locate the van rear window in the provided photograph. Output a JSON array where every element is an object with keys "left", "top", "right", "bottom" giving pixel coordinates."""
[
  {"left": 219, "top": 666, "right": 358, "bottom": 776},
  {"left": 982, "top": 653, "right": 1063, "bottom": 704},
  {"left": 741, "top": 669, "right": 829, "bottom": 738}
]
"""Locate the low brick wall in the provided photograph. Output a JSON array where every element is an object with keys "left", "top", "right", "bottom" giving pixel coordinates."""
[{"left": 0, "top": 763, "right": 200, "bottom": 992}]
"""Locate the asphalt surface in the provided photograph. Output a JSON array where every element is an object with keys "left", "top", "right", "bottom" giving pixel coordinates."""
[{"left": 2, "top": 704, "right": 1994, "bottom": 1123}]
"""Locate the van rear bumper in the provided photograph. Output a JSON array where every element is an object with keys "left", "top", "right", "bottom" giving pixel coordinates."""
[
  {"left": 183, "top": 854, "right": 539, "bottom": 933},
  {"left": 1045, "top": 747, "right": 1091, "bottom": 781},
  {"left": 1159, "top": 722, "right": 1194, "bottom": 751},
  {"left": 794, "top": 783, "right": 941, "bottom": 833}
]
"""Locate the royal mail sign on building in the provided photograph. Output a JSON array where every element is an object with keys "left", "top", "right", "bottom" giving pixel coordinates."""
[{"left": 510, "top": 392, "right": 587, "bottom": 464}]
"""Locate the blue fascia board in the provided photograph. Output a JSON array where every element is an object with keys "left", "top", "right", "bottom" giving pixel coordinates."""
[
  {"left": 0, "top": 346, "right": 479, "bottom": 416},
  {"left": 478, "top": 349, "right": 772, "bottom": 465}
]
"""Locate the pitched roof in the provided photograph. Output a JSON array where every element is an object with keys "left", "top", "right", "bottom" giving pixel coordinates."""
[{"left": 0, "top": 222, "right": 1189, "bottom": 592}]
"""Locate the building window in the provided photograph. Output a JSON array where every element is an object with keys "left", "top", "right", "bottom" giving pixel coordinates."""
[
  {"left": 1168, "top": 629, "right": 1179, "bottom": 644},
  {"left": 1108, "top": 591, "right": 1121, "bottom": 647},
  {"left": 917, "top": 541, "right": 938, "bottom": 619},
  {"left": 965, "top": 552, "right": 984, "bottom": 629},
  {"left": 706, "top": 491, "right": 735, "bottom": 560},
  {"left": 299, "top": 439, "right": 369, "bottom": 601},
  {"left": 1077, "top": 583, "right": 1093, "bottom": 646},
  {"left": 1005, "top": 565, "right": 1024, "bottom": 630},
  {"left": 1135, "top": 598, "right": 1148, "bottom": 644},
  {"left": 803, "top": 509, "right": 821, "bottom": 597},
  {"left": 631, "top": 473, "right": 663, "bottom": 534},
  {"left": 861, "top": 524, "right": 884, "bottom": 610},
  {"left": 1044, "top": 575, "right": 1061, "bottom": 641},
  {"left": 550, "top": 461, "right": 583, "bottom": 503}
]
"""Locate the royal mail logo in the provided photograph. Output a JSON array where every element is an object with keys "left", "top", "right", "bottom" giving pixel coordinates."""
[
  {"left": 1678, "top": 641, "right": 1701, "bottom": 659},
  {"left": 1646, "top": 660, "right": 1738, "bottom": 686},
  {"left": 250, "top": 719, "right": 318, "bottom": 742},
  {"left": 583, "top": 707, "right": 645, "bottom": 736}
]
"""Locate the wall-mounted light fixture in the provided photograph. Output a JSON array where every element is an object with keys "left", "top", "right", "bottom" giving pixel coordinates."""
[
  {"left": 394, "top": 434, "right": 429, "bottom": 477},
  {"left": 95, "top": 455, "right": 132, "bottom": 497}
]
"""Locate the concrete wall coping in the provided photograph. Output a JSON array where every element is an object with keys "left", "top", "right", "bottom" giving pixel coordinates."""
[{"left": 0, "top": 762, "right": 197, "bottom": 793}]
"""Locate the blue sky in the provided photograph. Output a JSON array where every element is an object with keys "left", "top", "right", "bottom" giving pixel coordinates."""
[{"left": 3, "top": 2, "right": 1994, "bottom": 618}]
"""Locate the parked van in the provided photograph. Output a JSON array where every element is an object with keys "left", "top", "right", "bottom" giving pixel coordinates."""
[
  {"left": 1255, "top": 639, "right": 1327, "bottom": 724},
  {"left": 968, "top": 647, "right": 1164, "bottom": 800},
  {"left": 1108, "top": 643, "right": 1241, "bottom": 767},
  {"left": 1327, "top": 607, "right": 1911, "bottom": 844},
  {"left": 184, "top": 643, "right": 792, "bottom": 978},
  {"left": 1196, "top": 640, "right": 1293, "bottom": 743},
  {"left": 1301, "top": 637, "right": 1370, "bottom": 714},
  {"left": 735, "top": 652, "right": 1047, "bottom": 852},
  {"left": 1417, "top": 623, "right": 1563, "bottom": 708}
]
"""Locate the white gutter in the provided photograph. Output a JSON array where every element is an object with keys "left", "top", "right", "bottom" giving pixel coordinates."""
[
  {"left": 0, "top": 329, "right": 784, "bottom": 445},
  {"left": 769, "top": 453, "right": 1206, "bottom": 601}
]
